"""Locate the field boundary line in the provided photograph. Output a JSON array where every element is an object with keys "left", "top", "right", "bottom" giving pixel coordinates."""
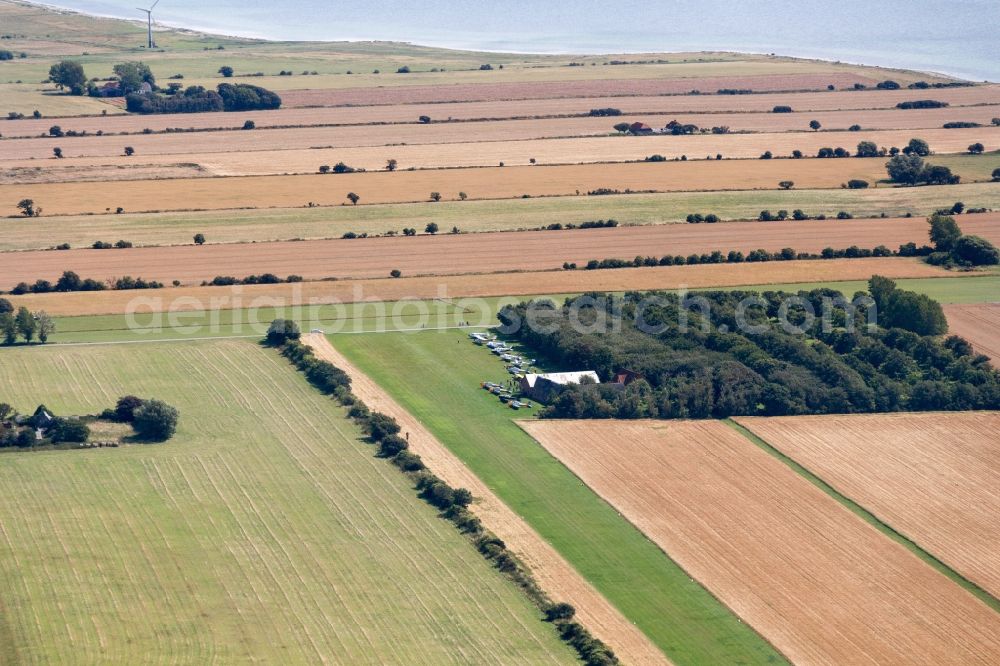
[{"left": 726, "top": 419, "right": 1000, "bottom": 614}]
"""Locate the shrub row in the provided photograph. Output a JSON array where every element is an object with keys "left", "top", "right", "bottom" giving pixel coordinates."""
[
  {"left": 201, "top": 274, "right": 303, "bottom": 286},
  {"left": 572, "top": 244, "right": 906, "bottom": 271},
  {"left": 273, "top": 334, "right": 619, "bottom": 665}
]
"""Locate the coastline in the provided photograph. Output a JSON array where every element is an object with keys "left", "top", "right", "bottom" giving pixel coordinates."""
[{"left": 12, "top": 0, "right": 990, "bottom": 82}]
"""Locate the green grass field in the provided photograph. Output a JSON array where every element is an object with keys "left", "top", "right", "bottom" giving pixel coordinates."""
[
  {"left": 4, "top": 183, "right": 998, "bottom": 252},
  {"left": 333, "top": 328, "right": 787, "bottom": 665},
  {"left": 0, "top": 339, "right": 576, "bottom": 664}
]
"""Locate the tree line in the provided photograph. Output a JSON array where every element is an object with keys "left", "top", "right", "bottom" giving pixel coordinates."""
[
  {"left": 0, "top": 301, "right": 54, "bottom": 344},
  {"left": 498, "top": 280, "right": 999, "bottom": 420},
  {"left": 267, "top": 321, "right": 618, "bottom": 665}
]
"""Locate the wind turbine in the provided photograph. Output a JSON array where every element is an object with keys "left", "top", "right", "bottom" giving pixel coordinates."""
[{"left": 137, "top": 0, "right": 160, "bottom": 49}]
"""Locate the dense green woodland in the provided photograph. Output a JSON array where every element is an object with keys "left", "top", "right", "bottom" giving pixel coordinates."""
[{"left": 498, "top": 278, "right": 1000, "bottom": 420}]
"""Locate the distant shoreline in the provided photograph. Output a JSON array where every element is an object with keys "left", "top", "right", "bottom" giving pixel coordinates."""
[{"left": 17, "top": 0, "right": 984, "bottom": 82}]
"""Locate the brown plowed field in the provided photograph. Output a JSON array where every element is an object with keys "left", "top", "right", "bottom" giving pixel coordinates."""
[
  {"left": 5, "top": 124, "right": 994, "bottom": 164},
  {"left": 4, "top": 258, "right": 950, "bottom": 317},
  {"left": 6, "top": 88, "right": 997, "bottom": 137},
  {"left": 0, "top": 158, "right": 976, "bottom": 215},
  {"left": 520, "top": 419, "right": 1000, "bottom": 665},
  {"left": 301, "top": 334, "right": 671, "bottom": 666},
  {"left": 276, "top": 73, "right": 884, "bottom": 106},
  {"left": 736, "top": 412, "right": 1000, "bottom": 601},
  {"left": 4, "top": 215, "right": 997, "bottom": 286},
  {"left": 944, "top": 303, "right": 1000, "bottom": 365}
]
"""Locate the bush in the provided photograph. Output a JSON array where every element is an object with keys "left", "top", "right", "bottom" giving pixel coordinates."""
[
  {"left": 896, "top": 100, "right": 948, "bottom": 109},
  {"left": 378, "top": 434, "right": 408, "bottom": 457},
  {"left": 266, "top": 319, "right": 301, "bottom": 345},
  {"left": 772, "top": 105, "right": 792, "bottom": 113},
  {"left": 217, "top": 83, "right": 281, "bottom": 111},
  {"left": 953, "top": 235, "right": 1000, "bottom": 265},
  {"left": 968, "top": 142, "right": 985, "bottom": 154},
  {"left": 846, "top": 179, "right": 869, "bottom": 189},
  {"left": 365, "top": 412, "right": 401, "bottom": 441},
  {"left": 132, "top": 400, "right": 179, "bottom": 441}
]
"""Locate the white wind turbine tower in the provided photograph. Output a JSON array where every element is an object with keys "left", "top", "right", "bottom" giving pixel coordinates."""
[{"left": 137, "top": 0, "right": 160, "bottom": 49}]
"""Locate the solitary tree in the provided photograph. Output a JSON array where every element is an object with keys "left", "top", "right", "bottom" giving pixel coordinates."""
[
  {"left": 386, "top": 158, "right": 398, "bottom": 171},
  {"left": 429, "top": 192, "right": 442, "bottom": 202},
  {"left": 458, "top": 191, "right": 468, "bottom": 200},
  {"left": 968, "top": 142, "right": 985, "bottom": 155},
  {"left": 418, "top": 115, "right": 431, "bottom": 124},
  {"left": 778, "top": 180, "right": 794, "bottom": 190},
  {"left": 809, "top": 120, "right": 821, "bottom": 131},
  {"left": 52, "top": 147, "right": 63, "bottom": 158},
  {"left": 49, "top": 125, "right": 64, "bottom": 137},
  {"left": 48, "top": 60, "right": 86, "bottom": 94},
  {"left": 993, "top": 167, "right": 1000, "bottom": 182},
  {"left": 218, "top": 66, "right": 234, "bottom": 77},
  {"left": 347, "top": 192, "right": 360, "bottom": 205},
  {"left": 193, "top": 233, "right": 206, "bottom": 245},
  {"left": 425, "top": 222, "right": 439, "bottom": 234},
  {"left": 613, "top": 122, "right": 631, "bottom": 134},
  {"left": 16, "top": 199, "right": 38, "bottom": 217},
  {"left": 123, "top": 146, "right": 135, "bottom": 156}
]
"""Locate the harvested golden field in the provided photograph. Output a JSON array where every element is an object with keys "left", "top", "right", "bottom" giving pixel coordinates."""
[
  {"left": 1, "top": 158, "right": 984, "bottom": 215},
  {"left": 4, "top": 258, "right": 950, "bottom": 317},
  {"left": 4, "top": 215, "right": 998, "bottom": 286},
  {"left": 5, "top": 89, "right": 997, "bottom": 138},
  {"left": 944, "top": 303, "right": 1000, "bottom": 364},
  {"left": 5, "top": 125, "right": 994, "bottom": 166},
  {"left": 275, "top": 73, "right": 888, "bottom": 106},
  {"left": 0, "top": 163, "right": 207, "bottom": 185},
  {"left": 736, "top": 412, "right": 1000, "bottom": 601},
  {"left": 520, "top": 419, "right": 1000, "bottom": 665}
]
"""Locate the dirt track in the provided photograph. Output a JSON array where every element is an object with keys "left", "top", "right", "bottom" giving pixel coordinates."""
[
  {"left": 6, "top": 258, "right": 951, "bottom": 317},
  {"left": 737, "top": 412, "right": 1000, "bottom": 601},
  {"left": 944, "top": 303, "right": 1000, "bottom": 365},
  {"left": 302, "top": 334, "right": 671, "bottom": 666},
  {"left": 3, "top": 214, "right": 997, "bottom": 287},
  {"left": 521, "top": 419, "right": 1000, "bottom": 665},
  {"left": 1, "top": 158, "right": 980, "bottom": 215},
  {"left": 6, "top": 88, "right": 996, "bottom": 138}
]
